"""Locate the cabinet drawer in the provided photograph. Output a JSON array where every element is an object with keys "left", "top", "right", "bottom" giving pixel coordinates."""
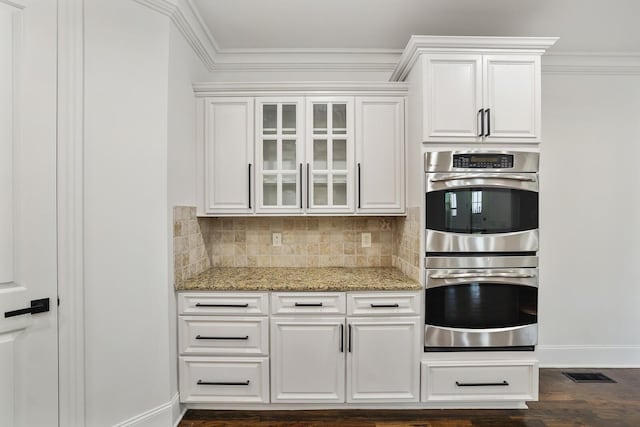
[
  {"left": 421, "top": 361, "right": 538, "bottom": 402},
  {"left": 347, "top": 292, "right": 421, "bottom": 316},
  {"left": 179, "top": 357, "right": 269, "bottom": 403},
  {"left": 179, "top": 293, "right": 268, "bottom": 316},
  {"left": 271, "top": 293, "right": 345, "bottom": 315},
  {"left": 179, "top": 316, "right": 268, "bottom": 356}
]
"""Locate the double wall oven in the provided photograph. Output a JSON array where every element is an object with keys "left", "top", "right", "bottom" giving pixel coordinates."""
[{"left": 424, "top": 151, "right": 539, "bottom": 351}]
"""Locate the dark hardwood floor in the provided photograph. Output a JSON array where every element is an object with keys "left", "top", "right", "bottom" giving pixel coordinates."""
[{"left": 179, "top": 369, "right": 640, "bottom": 426}]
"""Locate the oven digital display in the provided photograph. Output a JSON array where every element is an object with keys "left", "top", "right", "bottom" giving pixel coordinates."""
[{"left": 453, "top": 154, "right": 514, "bottom": 169}]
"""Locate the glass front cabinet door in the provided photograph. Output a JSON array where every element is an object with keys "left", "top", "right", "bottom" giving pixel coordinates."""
[
  {"left": 306, "top": 97, "right": 355, "bottom": 213},
  {"left": 255, "top": 98, "right": 305, "bottom": 213}
]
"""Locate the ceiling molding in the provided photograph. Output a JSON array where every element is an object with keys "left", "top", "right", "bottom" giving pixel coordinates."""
[
  {"left": 0, "top": 0, "right": 27, "bottom": 9},
  {"left": 542, "top": 53, "right": 640, "bottom": 75},
  {"left": 133, "top": 0, "right": 217, "bottom": 70},
  {"left": 193, "top": 81, "right": 409, "bottom": 97}
]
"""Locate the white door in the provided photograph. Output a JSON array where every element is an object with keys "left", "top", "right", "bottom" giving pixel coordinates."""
[
  {"left": 355, "top": 97, "right": 405, "bottom": 214},
  {"left": 423, "top": 54, "right": 483, "bottom": 142},
  {"left": 483, "top": 55, "right": 541, "bottom": 142},
  {"left": 347, "top": 317, "right": 421, "bottom": 402},
  {"left": 0, "top": 1, "right": 59, "bottom": 426},
  {"left": 271, "top": 317, "right": 345, "bottom": 402}
]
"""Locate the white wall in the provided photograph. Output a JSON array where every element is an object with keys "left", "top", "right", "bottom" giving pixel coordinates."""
[
  {"left": 84, "top": 1, "right": 174, "bottom": 425},
  {"left": 538, "top": 71, "right": 640, "bottom": 366},
  {"left": 0, "top": 6, "right": 13, "bottom": 283}
]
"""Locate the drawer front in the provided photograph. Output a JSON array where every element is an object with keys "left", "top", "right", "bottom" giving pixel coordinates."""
[
  {"left": 421, "top": 361, "right": 539, "bottom": 402},
  {"left": 271, "top": 293, "right": 345, "bottom": 315},
  {"left": 179, "top": 357, "right": 269, "bottom": 403},
  {"left": 179, "top": 293, "right": 268, "bottom": 315},
  {"left": 347, "top": 292, "right": 421, "bottom": 316},
  {"left": 179, "top": 316, "right": 269, "bottom": 356}
]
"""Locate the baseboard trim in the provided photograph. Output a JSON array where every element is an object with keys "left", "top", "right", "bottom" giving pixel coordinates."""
[
  {"left": 538, "top": 345, "right": 640, "bottom": 368},
  {"left": 115, "top": 393, "right": 181, "bottom": 427}
]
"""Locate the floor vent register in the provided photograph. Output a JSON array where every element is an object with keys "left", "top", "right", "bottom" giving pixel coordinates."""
[{"left": 562, "top": 372, "right": 617, "bottom": 383}]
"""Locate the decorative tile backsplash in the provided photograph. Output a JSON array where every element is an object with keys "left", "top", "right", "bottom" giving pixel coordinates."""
[
  {"left": 392, "top": 207, "right": 421, "bottom": 282},
  {"left": 173, "top": 206, "right": 211, "bottom": 286}
]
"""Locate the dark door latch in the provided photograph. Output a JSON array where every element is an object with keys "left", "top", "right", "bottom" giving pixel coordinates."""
[{"left": 4, "top": 298, "right": 50, "bottom": 318}]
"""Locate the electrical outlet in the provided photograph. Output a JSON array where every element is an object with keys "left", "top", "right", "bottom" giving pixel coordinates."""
[
  {"left": 361, "top": 232, "right": 371, "bottom": 248},
  {"left": 272, "top": 232, "right": 282, "bottom": 247}
]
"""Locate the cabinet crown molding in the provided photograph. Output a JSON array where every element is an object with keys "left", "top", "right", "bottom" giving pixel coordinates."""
[
  {"left": 391, "top": 35, "right": 558, "bottom": 81},
  {"left": 192, "top": 81, "right": 409, "bottom": 97}
]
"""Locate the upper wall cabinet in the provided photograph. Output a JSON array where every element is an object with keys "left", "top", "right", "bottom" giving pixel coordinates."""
[
  {"left": 390, "top": 36, "right": 557, "bottom": 144},
  {"left": 198, "top": 97, "right": 254, "bottom": 214}
]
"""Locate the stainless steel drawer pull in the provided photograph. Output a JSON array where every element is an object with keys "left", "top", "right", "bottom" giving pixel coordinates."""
[
  {"left": 195, "top": 335, "right": 249, "bottom": 340},
  {"left": 195, "top": 303, "right": 249, "bottom": 308},
  {"left": 430, "top": 273, "right": 535, "bottom": 279},
  {"left": 455, "top": 380, "right": 509, "bottom": 387},
  {"left": 294, "top": 302, "right": 323, "bottom": 307},
  {"left": 430, "top": 174, "right": 536, "bottom": 183},
  {"left": 370, "top": 303, "right": 399, "bottom": 308},
  {"left": 197, "top": 380, "right": 250, "bottom": 386}
]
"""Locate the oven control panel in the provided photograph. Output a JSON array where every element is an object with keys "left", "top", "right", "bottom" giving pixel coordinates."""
[{"left": 453, "top": 154, "right": 514, "bottom": 169}]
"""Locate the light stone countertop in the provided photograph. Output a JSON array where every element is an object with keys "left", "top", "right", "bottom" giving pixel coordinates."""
[{"left": 176, "top": 267, "right": 421, "bottom": 292}]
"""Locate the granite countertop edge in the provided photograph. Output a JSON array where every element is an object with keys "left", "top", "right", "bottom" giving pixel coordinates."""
[{"left": 176, "top": 267, "right": 422, "bottom": 292}]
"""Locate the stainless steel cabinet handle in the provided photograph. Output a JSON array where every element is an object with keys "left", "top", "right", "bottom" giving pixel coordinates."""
[
  {"left": 197, "top": 380, "right": 250, "bottom": 386},
  {"left": 429, "top": 273, "right": 535, "bottom": 279},
  {"left": 430, "top": 173, "right": 536, "bottom": 183},
  {"left": 456, "top": 380, "right": 508, "bottom": 387},
  {"left": 195, "top": 335, "right": 249, "bottom": 340}
]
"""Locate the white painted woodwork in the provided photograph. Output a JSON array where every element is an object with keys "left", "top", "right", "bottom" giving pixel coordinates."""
[
  {"left": 0, "top": 5, "right": 13, "bottom": 283},
  {"left": 355, "top": 97, "right": 405, "bottom": 213},
  {"left": 179, "top": 316, "right": 269, "bottom": 356},
  {"left": 202, "top": 97, "right": 254, "bottom": 214},
  {"left": 423, "top": 54, "right": 483, "bottom": 142},
  {"left": 179, "top": 292, "right": 269, "bottom": 316},
  {"left": 346, "top": 291, "right": 421, "bottom": 316},
  {"left": 271, "top": 317, "right": 345, "bottom": 403},
  {"left": 305, "top": 97, "right": 355, "bottom": 214},
  {"left": 421, "top": 361, "right": 539, "bottom": 402},
  {"left": 179, "top": 356, "right": 269, "bottom": 403},
  {"left": 347, "top": 317, "right": 421, "bottom": 402},
  {"left": 483, "top": 55, "right": 540, "bottom": 141},
  {"left": 271, "top": 292, "right": 346, "bottom": 315},
  {"left": 255, "top": 97, "right": 305, "bottom": 213}
]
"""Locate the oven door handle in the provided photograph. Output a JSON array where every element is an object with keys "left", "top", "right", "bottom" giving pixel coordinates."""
[
  {"left": 429, "top": 173, "right": 536, "bottom": 183},
  {"left": 429, "top": 272, "right": 536, "bottom": 279}
]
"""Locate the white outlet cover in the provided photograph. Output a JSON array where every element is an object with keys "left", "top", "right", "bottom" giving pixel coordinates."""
[
  {"left": 272, "top": 232, "right": 282, "bottom": 246},
  {"left": 361, "top": 232, "right": 371, "bottom": 248}
]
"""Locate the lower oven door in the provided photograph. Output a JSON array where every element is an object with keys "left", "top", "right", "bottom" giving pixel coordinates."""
[{"left": 424, "top": 268, "right": 538, "bottom": 350}]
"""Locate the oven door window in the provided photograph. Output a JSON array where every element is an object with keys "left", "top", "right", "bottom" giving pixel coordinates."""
[
  {"left": 425, "top": 283, "right": 537, "bottom": 329},
  {"left": 426, "top": 188, "right": 538, "bottom": 234}
]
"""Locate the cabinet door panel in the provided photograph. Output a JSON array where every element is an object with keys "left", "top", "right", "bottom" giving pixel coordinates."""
[
  {"left": 355, "top": 97, "right": 405, "bottom": 213},
  {"left": 202, "top": 98, "right": 254, "bottom": 214},
  {"left": 271, "top": 318, "right": 345, "bottom": 402},
  {"left": 347, "top": 317, "right": 420, "bottom": 402},
  {"left": 423, "top": 55, "right": 483, "bottom": 142},
  {"left": 484, "top": 55, "right": 540, "bottom": 141}
]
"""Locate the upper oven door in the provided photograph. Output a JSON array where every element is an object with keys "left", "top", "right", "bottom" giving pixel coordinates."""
[{"left": 425, "top": 173, "right": 538, "bottom": 253}]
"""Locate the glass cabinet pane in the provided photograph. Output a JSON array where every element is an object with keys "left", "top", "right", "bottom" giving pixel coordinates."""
[
  {"left": 313, "top": 175, "right": 328, "bottom": 206},
  {"left": 282, "top": 104, "right": 296, "bottom": 134},
  {"left": 313, "top": 104, "right": 327, "bottom": 134},
  {"left": 332, "top": 104, "right": 346, "bottom": 133},
  {"left": 263, "top": 140, "right": 277, "bottom": 170},
  {"left": 282, "top": 140, "right": 296, "bottom": 170},
  {"left": 333, "top": 174, "right": 347, "bottom": 206},
  {"left": 263, "top": 104, "right": 277, "bottom": 135},
  {"left": 333, "top": 139, "right": 346, "bottom": 170},
  {"left": 263, "top": 175, "right": 277, "bottom": 206},
  {"left": 313, "top": 139, "right": 327, "bottom": 170},
  {"left": 282, "top": 174, "right": 297, "bottom": 206}
]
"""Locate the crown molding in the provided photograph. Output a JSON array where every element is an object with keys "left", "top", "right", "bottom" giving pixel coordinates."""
[
  {"left": 133, "top": 0, "right": 217, "bottom": 70},
  {"left": 390, "top": 35, "right": 559, "bottom": 81},
  {"left": 193, "top": 81, "right": 409, "bottom": 97},
  {"left": 0, "top": 0, "right": 27, "bottom": 9},
  {"left": 542, "top": 52, "right": 640, "bottom": 75}
]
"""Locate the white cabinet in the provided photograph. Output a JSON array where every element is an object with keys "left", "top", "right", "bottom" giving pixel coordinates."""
[
  {"left": 271, "top": 317, "right": 345, "bottom": 403},
  {"left": 305, "top": 97, "right": 355, "bottom": 213},
  {"left": 355, "top": 97, "right": 405, "bottom": 214},
  {"left": 198, "top": 97, "right": 254, "bottom": 214},
  {"left": 347, "top": 316, "right": 421, "bottom": 402},
  {"left": 422, "top": 54, "right": 541, "bottom": 143},
  {"left": 255, "top": 98, "right": 305, "bottom": 213}
]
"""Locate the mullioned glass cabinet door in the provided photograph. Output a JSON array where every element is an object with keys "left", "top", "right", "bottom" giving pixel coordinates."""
[
  {"left": 255, "top": 98, "right": 305, "bottom": 213},
  {"left": 306, "top": 97, "right": 354, "bottom": 213}
]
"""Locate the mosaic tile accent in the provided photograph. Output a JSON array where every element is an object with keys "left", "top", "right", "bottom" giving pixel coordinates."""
[
  {"left": 392, "top": 206, "right": 421, "bottom": 282},
  {"left": 173, "top": 206, "right": 211, "bottom": 286}
]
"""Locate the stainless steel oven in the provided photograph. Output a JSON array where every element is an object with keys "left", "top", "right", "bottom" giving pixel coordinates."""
[
  {"left": 425, "top": 151, "right": 539, "bottom": 254},
  {"left": 424, "top": 256, "right": 538, "bottom": 351}
]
